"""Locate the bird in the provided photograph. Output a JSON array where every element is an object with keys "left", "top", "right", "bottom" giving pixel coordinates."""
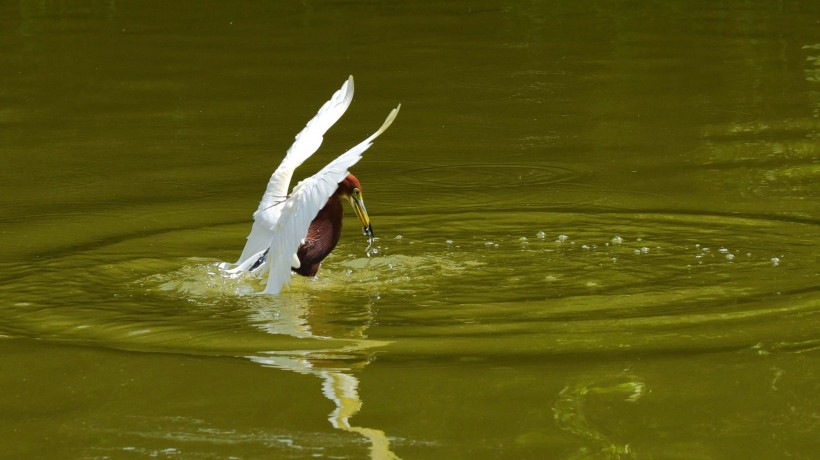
[{"left": 219, "top": 76, "right": 400, "bottom": 295}]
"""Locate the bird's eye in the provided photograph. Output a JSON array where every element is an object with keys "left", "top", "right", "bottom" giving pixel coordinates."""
[{"left": 353, "top": 188, "right": 361, "bottom": 197}]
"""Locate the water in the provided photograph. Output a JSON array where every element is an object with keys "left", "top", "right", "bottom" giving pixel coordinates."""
[{"left": 1, "top": 1, "right": 819, "bottom": 459}]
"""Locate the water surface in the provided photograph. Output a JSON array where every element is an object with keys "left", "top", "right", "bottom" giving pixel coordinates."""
[{"left": 1, "top": 1, "right": 818, "bottom": 459}]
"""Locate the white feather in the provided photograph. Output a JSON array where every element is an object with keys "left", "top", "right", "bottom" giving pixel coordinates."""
[
  {"left": 222, "top": 76, "right": 400, "bottom": 295},
  {"left": 261, "top": 105, "right": 400, "bottom": 294},
  {"left": 228, "top": 76, "right": 355, "bottom": 269}
]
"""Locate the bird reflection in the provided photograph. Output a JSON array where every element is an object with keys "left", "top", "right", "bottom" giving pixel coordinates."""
[
  {"left": 321, "top": 371, "right": 400, "bottom": 460},
  {"left": 247, "top": 292, "right": 400, "bottom": 460}
]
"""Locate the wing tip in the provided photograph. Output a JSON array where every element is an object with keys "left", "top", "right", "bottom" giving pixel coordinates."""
[
  {"left": 342, "top": 75, "right": 355, "bottom": 105},
  {"left": 374, "top": 103, "right": 401, "bottom": 137}
]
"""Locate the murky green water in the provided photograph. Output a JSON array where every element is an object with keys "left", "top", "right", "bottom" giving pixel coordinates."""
[{"left": 2, "top": 1, "right": 819, "bottom": 458}]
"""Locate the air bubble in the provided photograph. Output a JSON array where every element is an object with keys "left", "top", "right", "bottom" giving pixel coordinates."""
[{"left": 611, "top": 236, "right": 623, "bottom": 244}]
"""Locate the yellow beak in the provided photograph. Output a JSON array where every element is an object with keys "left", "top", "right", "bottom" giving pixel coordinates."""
[{"left": 349, "top": 193, "right": 373, "bottom": 237}]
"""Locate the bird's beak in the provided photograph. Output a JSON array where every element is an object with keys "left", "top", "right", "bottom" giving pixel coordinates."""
[{"left": 349, "top": 193, "right": 373, "bottom": 237}]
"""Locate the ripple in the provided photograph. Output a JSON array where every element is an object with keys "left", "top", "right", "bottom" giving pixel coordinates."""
[
  {"left": 396, "top": 163, "right": 580, "bottom": 191},
  {"left": 0, "top": 209, "right": 817, "bottom": 358},
  {"left": 367, "top": 210, "right": 820, "bottom": 355}
]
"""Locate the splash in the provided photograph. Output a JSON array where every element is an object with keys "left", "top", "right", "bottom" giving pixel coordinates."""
[{"left": 365, "top": 236, "right": 380, "bottom": 257}]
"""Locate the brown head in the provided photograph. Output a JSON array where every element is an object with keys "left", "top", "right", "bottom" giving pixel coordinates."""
[{"left": 336, "top": 173, "right": 374, "bottom": 238}]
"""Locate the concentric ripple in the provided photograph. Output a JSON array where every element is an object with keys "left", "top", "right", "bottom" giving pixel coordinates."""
[
  {"left": 397, "top": 163, "right": 581, "bottom": 191},
  {"left": 0, "top": 209, "right": 817, "bottom": 359}
]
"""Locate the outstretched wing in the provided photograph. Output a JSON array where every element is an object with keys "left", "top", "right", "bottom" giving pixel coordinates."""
[
  {"left": 233, "top": 76, "right": 355, "bottom": 266},
  {"left": 261, "top": 104, "right": 401, "bottom": 294}
]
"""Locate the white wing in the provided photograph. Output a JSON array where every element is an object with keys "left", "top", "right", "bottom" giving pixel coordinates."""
[
  {"left": 231, "top": 76, "right": 355, "bottom": 267},
  {"left": 261, "top": 104, "right": 401, "bottom": 294}
]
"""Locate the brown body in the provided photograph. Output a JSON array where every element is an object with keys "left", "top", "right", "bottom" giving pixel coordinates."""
[
  {"left": 293, "top": 174, "right": 368, "bottom": 277},
  {"left": 294, "top": 193, "right": 344, "bottom": 276}
]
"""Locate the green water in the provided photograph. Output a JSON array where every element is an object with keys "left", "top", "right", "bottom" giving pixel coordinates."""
[{"left": 1, "top": 1, "right": 819, "bottom": 459}]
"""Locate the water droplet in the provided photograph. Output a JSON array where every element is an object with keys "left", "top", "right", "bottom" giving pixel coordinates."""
[
  {"left": 536, "top": 231, "right": 546, "bottom": 239},
  {"left": 640, "top": 247, "right": 650, "bottom": 253},
  {"left": 557, "top": 234, "right": 569, "bottom": 242},
  {"left": 365, "top": 236, "right": 379, "bottom": 257},
  {"left": 725, "top": 253, "right": 735, "bottom": 261},
  {"left": 394, "top": 235, "right": 403, "bottom": 240},
  {"left": 611, "top": 236, "right": 623, "bottom": 244},
  {"left": 446, "top": 239, "right": 454, "bottom": 245},
  {"left": 771, "top": 257, "right": 780, "bottom": 266}
]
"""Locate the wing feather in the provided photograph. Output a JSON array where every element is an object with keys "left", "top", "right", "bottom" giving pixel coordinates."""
[
  {"left": 261, "top": 105, "right": 401, "bottom": 294},
  {"left": 257, "top": 75, "right": 355, "bottom": 212},
  {"left": 231, "top": 76, "right": 355, "bottom": 267}
]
